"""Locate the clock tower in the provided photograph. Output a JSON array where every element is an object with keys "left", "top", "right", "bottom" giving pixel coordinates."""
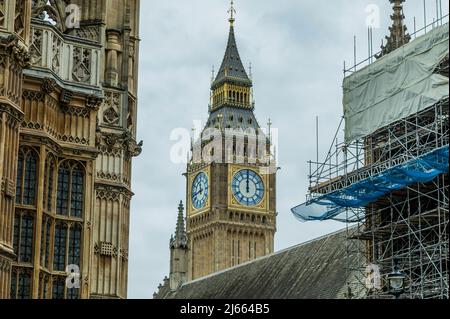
[{"left": 185, "top": 3, "right": 277, "bottom": 281}]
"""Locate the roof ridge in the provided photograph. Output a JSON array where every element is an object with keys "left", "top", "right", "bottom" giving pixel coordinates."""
[{"left": 180, "top": 227, "right": 349, "bottom": 287}]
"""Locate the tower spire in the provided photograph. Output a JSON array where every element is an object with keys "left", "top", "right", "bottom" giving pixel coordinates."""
[
  {"left": 170, "top": 201, "right": 187, "bottom": 249},
  {"left": 377, "top": 0, "right": 411, "bottom": 58},
  {"left": 212, "top": 0, "right": 251, "bottom": 91},
  {"left": 228, "top": 0, "right": 236, "bottom": 26}
]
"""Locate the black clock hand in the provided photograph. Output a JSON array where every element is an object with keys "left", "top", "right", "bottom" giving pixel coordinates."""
[
  {"left": 246, "top": 170, "right": 250, "bottom": 193},
  {"left": 193, "top": 186, "right": 204, "bottom": 197}
]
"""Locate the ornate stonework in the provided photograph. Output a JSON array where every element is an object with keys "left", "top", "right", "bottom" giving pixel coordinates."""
[{"left": 0, "top": 0, "right": 142, "bottom": 299}]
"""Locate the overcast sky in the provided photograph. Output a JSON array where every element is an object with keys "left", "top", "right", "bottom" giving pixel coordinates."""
[{"left": 128, "top": 0, "right": 449, "bottom": 299}]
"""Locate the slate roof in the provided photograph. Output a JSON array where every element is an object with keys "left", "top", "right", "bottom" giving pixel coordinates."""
[
  {"left": 212, "top": 25, "right": 252, "bottom": 89},
  {"left": 155, "top": 229, "right": 364, "bottom": 299},
  {"left": 206, "top": 107, "right": 261, "bottom": 130}
]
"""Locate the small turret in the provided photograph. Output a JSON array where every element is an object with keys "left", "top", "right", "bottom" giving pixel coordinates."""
[{"left": 169, "top": 201, "right": 188, "bottom": 291}]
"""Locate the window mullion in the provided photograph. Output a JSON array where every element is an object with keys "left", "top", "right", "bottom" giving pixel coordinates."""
[
  {"left": 64, "top": 223, "right": 71, "bottom": 299},
  {"left": 21, "top": 157, "right": 25, "bottom": 204},
  {"left": 68, "top": 169, "right": 73, "bottom": 217},
  {"left": 17, "top": 213, "right": 23, "bottom": 262}
]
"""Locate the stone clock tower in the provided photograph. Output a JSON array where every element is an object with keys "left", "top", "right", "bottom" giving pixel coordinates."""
[{"left": 184, "top": 4, "right": 277, "bottom": 282}]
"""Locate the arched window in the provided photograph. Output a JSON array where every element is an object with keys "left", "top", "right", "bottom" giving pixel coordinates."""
[
  {"left": 71, "top": 167, "right": 84, "bottom": 218},
  {"left": 13, "top": 213, "right": 34, "bottom": 264},
  {"left": 44, "top": 157, "right": 56, "bottom": 213},
  {"left": 10, "top": 268, "right": 32, "bottom": 300},
  {"left": 56, "top": 162, "right": 85, "bottom": 218},
  {"left": 56, "top": 166, "right": 70, "bottom": 216},
  {"left": 68, "top": 223, "right": 82, "bottom": 267},
  {"left": 52, "top": 277, "right": 65, "bottom": 299},
  {"left": 16, "top": 149, "right": 38, "bottom": 206},
  {"left": 40, "top": 215, "right": 52, "bottom": 269},
  {"left": 16, "top": 154, "right": 23, "bottom": 203},
  {"left": 53, "top": 222, "right": 67, "bottom": 271},
  {"left": 53, "top": 221, "right": 82, "bottom": 299}
]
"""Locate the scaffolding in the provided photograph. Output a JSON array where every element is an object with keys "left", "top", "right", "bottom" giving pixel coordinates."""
[
  {"left": 293, "top": 99, "right": 449, "bottom": 299},
  {"left": 291, "top": 17, "right": 449, "bottom": 298}
]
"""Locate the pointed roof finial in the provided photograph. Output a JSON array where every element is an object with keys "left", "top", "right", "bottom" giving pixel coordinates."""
[
  {"left": 170, "top": 201, "right": 188, "bottom": 249},
  {"left": 228, "top": 0, "right": 236, "bottom": 26},
  {"left": 376, "top": 0, "right": 411, "bottom": 58},
  {"left": 211, "top": 65, "right": 215, "bottom": 84}
]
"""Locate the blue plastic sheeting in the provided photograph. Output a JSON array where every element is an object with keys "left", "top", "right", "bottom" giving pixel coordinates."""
[{"left": 291, "top": 145, "right": 449, "bottom": 223}]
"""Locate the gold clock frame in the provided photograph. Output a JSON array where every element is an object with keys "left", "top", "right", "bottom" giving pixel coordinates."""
[
  {"left": 228, "top": 165, "right": 269, "bottom": 212},
  {"left": 188, "top": 167, "right": 211, "bottom": 216}
]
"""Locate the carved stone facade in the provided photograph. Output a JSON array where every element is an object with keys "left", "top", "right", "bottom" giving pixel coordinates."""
[{"left": 0, "top": 0, "right": 141, "bottom": 299}]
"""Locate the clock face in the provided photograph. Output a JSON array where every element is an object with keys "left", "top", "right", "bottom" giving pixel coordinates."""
[
  {"left": 192, "top": 172, "right": 209, "bottom": 210},
  {"left": 232, "top": 169, "right": 265, "bottom": 207}
]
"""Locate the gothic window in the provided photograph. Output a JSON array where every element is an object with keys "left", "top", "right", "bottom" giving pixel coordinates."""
[
  {"left": 16, "top": 154, "right": 23, "bottom": 203},
  {"left": 52, "top": 277, "right": 65, "bottom": 299},
  {"left": 16, "top": 149, "right": 38, "bottom": 206},
  {"left": 10, "top": 269, "right": 17, "bottom": 299},
  {"left": 53, "top": 222, "right": 67, "bottom": 271},
  {"left": 44, "top": 158, "right": 55, "bottom": 213},
  {"left": 56, "top": 162, "right": 85, "bottom": 218},
  {"left": 13, "top": 213, "right": 35, "bottom": 264},
  {"left": 40, "top": 215, "right": 53, "bottom": 269},
  {"left": 53, "top": 221, "right": 82, "bottom": 275},
  {"left": 71, "top": 168, "right": 84, "bottom": 218},
  {"left": 24, "top": 153, "right": 37, "bottom": 205},
  {"left": 56, "top": 167, "right": 70, "bottom": 216},
  {"left": 68, "top": 224, "right": 82, "bottom": 267},
  {"left": 39, "top": 273, "right": 51, "bottom": 299},
  {"left": 67, "top": 286, "right": 80, "bottom": 300},
  {"left": 10, "top": 268, "right": 32, "bottom": 299},
  {"left": 44, "top": 218, "right": 52, "bottom": 268}
]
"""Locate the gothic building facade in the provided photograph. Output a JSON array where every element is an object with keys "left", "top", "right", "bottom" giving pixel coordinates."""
[
  {"left": 165, "top": 6, "right": 277, "bottom": 292},
  {"left": 0, "top": 0, "right": 141, "bottom": 299}
]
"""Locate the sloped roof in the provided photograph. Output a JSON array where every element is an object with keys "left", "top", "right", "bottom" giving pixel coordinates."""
[
  {"left": 212, "top": 25, "right": 252, "bottom": 89},
  {"left": 157, "top": 229, "right": 362, "bottom": 299}
]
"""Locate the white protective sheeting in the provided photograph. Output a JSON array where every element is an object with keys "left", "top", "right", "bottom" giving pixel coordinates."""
[{"left": 343, "top": 23, "right": 449, "bottom": 143}]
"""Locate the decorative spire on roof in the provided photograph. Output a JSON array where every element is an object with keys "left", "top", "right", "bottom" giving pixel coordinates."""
[
  {"left": 212, "top": 0, "right": 252, "bottom": 90},
  {"left": 170, "top": 201, "right": 188, "bottom": 249},
  {"left": 377, "top": 0, "right": 411, "bottom": 58},
  {"left": 228, "top": 0, "right": 236, "bottom": 26}
]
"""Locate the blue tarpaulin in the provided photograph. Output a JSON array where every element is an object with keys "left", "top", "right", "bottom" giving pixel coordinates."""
[{"left": 291, "top": 145, "right": 449, "bottom": 223}]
